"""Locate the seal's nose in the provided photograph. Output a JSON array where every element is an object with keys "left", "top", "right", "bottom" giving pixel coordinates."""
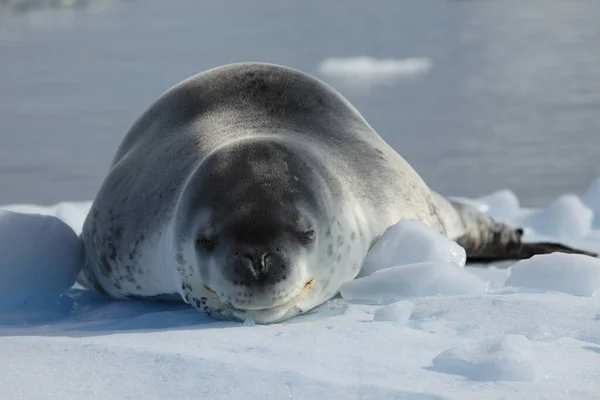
[
  {"left": 227, "top": 250, "right": 288, "bottom": 286},
  {"left": 241, "top": 252, "right": 267, "bottom": 278}
]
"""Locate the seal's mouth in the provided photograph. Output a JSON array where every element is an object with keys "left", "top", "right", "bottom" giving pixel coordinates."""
[
  {"left": 203, "top": 279, "right": 315, "bottom": 323},
  {"left": 304, "top": 278, "right": 315, "bottom": 290},
  {"left": 203, "top": 284, "right": 217, "bottom": 295}
]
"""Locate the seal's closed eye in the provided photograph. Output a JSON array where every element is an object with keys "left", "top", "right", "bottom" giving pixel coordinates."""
[
  {"left": 196, "top": 236, "right": 216, "bottom": 252},
  {"left": 297, "top": 229, "right": 316, "bottom": 245}
]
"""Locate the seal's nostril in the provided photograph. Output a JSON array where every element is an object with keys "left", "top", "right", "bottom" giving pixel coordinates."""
[{"left": 260, "top": 252, "right": 268, "bottom": 268}]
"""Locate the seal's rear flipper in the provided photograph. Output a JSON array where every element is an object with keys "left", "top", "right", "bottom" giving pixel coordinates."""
[
  {"left": 431, "top": 192, "right": 598, "bottom": 264},
  {"left": 457, "top": 226, "right": 598, "bottom": 263}
]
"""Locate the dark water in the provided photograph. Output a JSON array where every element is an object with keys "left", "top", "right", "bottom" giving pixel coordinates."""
[{"left": 1, "top": 0, "right": 599, "bottom": 206}]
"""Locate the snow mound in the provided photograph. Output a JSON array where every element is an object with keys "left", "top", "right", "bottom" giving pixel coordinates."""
[
  {"left": 317, "top": 56, "right": 432, "bottom": 82},
  {"left": 1, "top": 201, "right": 92, "bottom": 234},
  {"left": 0, "top": 210, "right": 82, "bottom": 311},
  {"left": 522, "top": 195, "right": 593, "bottom": 238},
  {"left": 341, "top": 262, "right": 486, "bottom": 304},
  {"left": 475, "top": 189, "right": 520, "bottom": 222},
  {"left": 506, "top": 253, "right": 600, "bottom": 296},
  {"left": 431, "top": 334, "right": 543, "bottom": 382},
  {"left": 372, "top": 301, "right": 414, "bottom": 324},
  {"left": 359, "top": 219, "right": 466, "bottom": 278},
  {"left": 583, "top": 176, "right": 600, "bottom": 228}
]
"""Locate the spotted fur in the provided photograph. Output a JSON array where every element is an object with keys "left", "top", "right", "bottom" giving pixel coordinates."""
[{"left": 80, "top": 62, "right": 450, "bottom": 324}]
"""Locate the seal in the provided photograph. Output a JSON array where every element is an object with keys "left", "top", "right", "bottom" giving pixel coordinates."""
[{"left": 79, "top": 62, "right": 596, "bottom": 324}]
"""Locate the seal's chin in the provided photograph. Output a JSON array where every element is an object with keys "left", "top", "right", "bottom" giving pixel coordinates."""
[
  {"left": 228, "top": 303, "right": 303, "bottom": 324},
  {"left": 219, "top": 279, "right": 315, "bottom": 324}
]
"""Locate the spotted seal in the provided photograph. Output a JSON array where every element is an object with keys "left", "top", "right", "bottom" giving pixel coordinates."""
[{"left": 79, "top": 62, "right": 596, "bottom": 323}]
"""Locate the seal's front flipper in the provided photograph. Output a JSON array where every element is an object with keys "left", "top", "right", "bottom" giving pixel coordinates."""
[
  {"left": 456, "top": 224, "right": 598, "bottom": 263},
  {"left": 431, "top": 192, "right": 598, "bottom": 264}
]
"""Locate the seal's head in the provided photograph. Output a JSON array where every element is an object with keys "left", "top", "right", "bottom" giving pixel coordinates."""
[{"left": 173, "top": 138, "right": 362, "bottom": 323}]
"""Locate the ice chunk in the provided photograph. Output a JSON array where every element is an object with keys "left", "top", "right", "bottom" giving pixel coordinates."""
[
  {"left": 583, "top": 176, "right": 600, "bottom": 228},
  {"left": 372, "top": 301, "right": 414, "bottom": 324},
  {"left": 521, "top": 195, "right": 592, "bottom": 238},
  {"left": 341, "top": 262, "right": 486, "bottom": 304},
  {"left": 0, "top": 210, "right": 83, "bottom": 310},
  {"left": 317, "top": 56, "right": 432, "bottom": 82},
  {"left": 1, "top": 201, "right": 92, "bottom": 234},
  {"left": 359, "top": 219, "right": 465, "bottom": 278},
  {"left": 506, "top": 253, "right": 600, "bottom": 296},
  {"left": 475, "top": 189, "right": 520, "bottom": 223},
  {"left": 431, "top": 335, "right": 542, "bottom": 382}
]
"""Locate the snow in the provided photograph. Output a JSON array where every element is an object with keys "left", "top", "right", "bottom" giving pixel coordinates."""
[
  {"left": 0, "top": 210, "right": 82, "bottom": 313},
  {"left": 2, "top": 180, "right": 600, "bottom": 399},
  {"left": 372, "top": 301, "right": 414, "bottom": 324},
  {"left": 316, "top": 56, "right": 432, "bottom": 83},
  {"left": 0, "top": 201, "right": 92, "bottom": 234},
  {"left": 506, "top": 253, "right": 600, "bottom": 296},
  {"left": 584, "top": 176, "right": 600, "bottom": 228},
  {"left": 358, "top": 219, "right": 466, "bottom": 278},
  {"left": 341, "top": 262, "right": 486, "bottom": 304},
  {"left": 521, "top": 195, "right": 593, "bottom": 238},
  {"left": 474, "top": 189, "right": 521, "bottom": 222},
  {"left": 431, "top": 335, "right": 543, "bottom": 382}
]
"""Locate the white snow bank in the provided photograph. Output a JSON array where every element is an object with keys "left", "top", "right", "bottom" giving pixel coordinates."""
[
  {"left": 521, "top": 195, "right": 593, "bottom": 238},
  {"left": 583, "top": 176, "right": 600, "bottom": 228},
  {"left": 317, "top": 56, "right": 432, "bottom": 82},
  {"left": 506, "top": 253, "right": 600, "bottom": 296},
  {"left": 475, "top": 189, "right": 521, "bottom": 222},
  {"left": 1, "top": 201, "right": 92, "bottom": 234},
  {"left": 431, "top": 334, "right": 543, "bottom": 382},
  {"left": 359, "top": 219, "right": 466, "bottom": 278},
  {"left": 341, "top": 262, "right": 486, "bottom": 304},
  {"left": 0, "top": 210, "right": 82, "bottom": 311}
]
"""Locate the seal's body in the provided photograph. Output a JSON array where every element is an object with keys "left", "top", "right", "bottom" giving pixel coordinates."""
[{"left": 80, "top": 63, "right": 595, "bottom": 323}]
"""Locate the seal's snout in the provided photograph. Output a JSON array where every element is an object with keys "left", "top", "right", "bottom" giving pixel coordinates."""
[{"left": 226, "top": 249, "right": 288, "bottom": 286}]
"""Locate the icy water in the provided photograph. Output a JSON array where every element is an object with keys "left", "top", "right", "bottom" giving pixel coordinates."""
[{"left": 1, "top": 0, "right": 599, "bottom": 206}]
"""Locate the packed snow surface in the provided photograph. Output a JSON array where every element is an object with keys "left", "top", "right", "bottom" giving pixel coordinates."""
[
  {"left": 372, "top": 301, "right": 414, "bottom": 325},
  {"left": 2, "top": 182, "right": 600, "bottom": 399},
  {"left": 431, "top": 334, "right": 543, "bottom": 382}
]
